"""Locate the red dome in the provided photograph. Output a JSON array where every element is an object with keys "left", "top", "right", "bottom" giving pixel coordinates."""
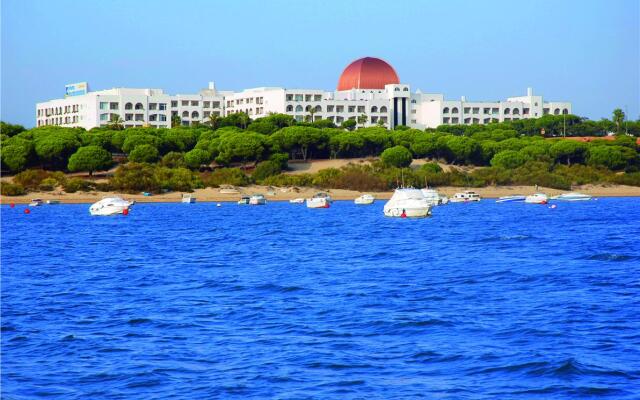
[{"left": 337, "top": 57, "right": 400, "bottom": 91}]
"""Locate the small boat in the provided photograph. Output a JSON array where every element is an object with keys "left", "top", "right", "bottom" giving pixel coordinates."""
[
  {"left": 181, "top": 194, "right": 196, "bottom": 203},
  {"left": 29, "top": 199, "right": 44, "bottom": 207},
  {"left": 354, "top": 194, "right": 375, "bottom": 205},
  {"left": 46, "top": 200, "right": 60, "bottom": 205},
  {"left": 439, "top": 195, "right": 449, "bottom": 205},
  {"left": 237, "top": 196, "right": 250, "bottom": 205},
  {"left": 306, "top": 193, "right": 331, "bottom": 208},
  {"left": 383, "top": 188, "right": 432, "bottom": 218},
  {"left": 142, "top": 192, "right": 152, "bottom": 197},
  {"left": 450, "top": 190, "right": 481, "bottom": 203},
  {"left": 89, "top": 197, "right": 133, "bottom": 216},
  {"left": 289, "top": 198, "right": 305, "bottom": 204},
  {"left": 496, "top": 195, "right": 526, "bottom": 203},
  {"left": 249, "top": 194, "right": 267, "bottom": 205},
  {"left": 551, "top": 192, "right": 592, "bottom": 201},
  {"left": 525, "top": 193, "right": 548, "bottom": 204},
  {"left": 421, "top": 188, "right": 444, "bottom": 206}
]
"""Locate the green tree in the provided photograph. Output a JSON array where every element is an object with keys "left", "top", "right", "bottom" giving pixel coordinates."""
[
  {"left": 107, "top": 114, "right": 124, "bottom": 130},
  {"left": 1, "top": 145, "right": 30, "bottom": 172},
  {"left": 307, "top": 106, "right": 317, "bottom": 123},
  {"left": 184, "top": 148, "right": 211, "bottom": 169},
  {"left": 587, "top": 145, "right": 630, "bottom": 170},
  {"left": 160, "top": 151, "right": 187, "bottom": 168},
  {"left": 67, "top": 146, "right": 113, "bottom": 176},
  {"left": 122, "top": 134, "right": 161, "bottom": 154},
  {"left": 110, "top": 162, "right": 160, "bottom": 193},
  {"left": 381, "top": 145, "right": 413, "bottom": 168},
  {"left": 490, "top": 150, "right": 527, "bottom": 169},
  {"left": 270, "top": 126, "right": 326, "bottom": 160},
  {"left": 34, "top": 134, "right": 81, "bottom": 169},
  {"left": 253, "top": 160, "right": 283, "bottom": 181},
  {"left": 612, "top": 109, "right": 625, "bottom": 134},
  {"left": 0, "top": 122, "right": 26, "bottom": 137},
  {"left": 341, "top": 119, "right": 356, "bottom": 131},
  {"left": 206, "top": 113, "right": 221, "bottom": 130},
  {"left": 171, "top": 114, "right": 182, "bottom": 128},
  {"left": 328, "top": 131, "right": 365, "bottom": 158},
  {"left": 549, "top": 140, "right": 587, "bottom": 166},
  {"left": 129, "top": 144, "right": 160, "bottom": 163},
  {"left": 215, "top": 132, "right": 267, "bottom": 165},
  {"left": 357, "top": 114, "right": 368, "bottom": 128}
]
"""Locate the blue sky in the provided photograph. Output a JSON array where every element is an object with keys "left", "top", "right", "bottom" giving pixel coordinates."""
[{"left": 2, "top": 0, "right": 638, "bottom": 127}]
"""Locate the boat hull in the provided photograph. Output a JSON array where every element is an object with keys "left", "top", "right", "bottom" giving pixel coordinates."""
[
  {"left": 496, "top": 195, "right": 526, "bottom": 203},
  {"left": 383, "top": 207, "right": 431, "bottom": 218},
  {"left": 306, "top": 198, "right": 330, "bottom": 208}
]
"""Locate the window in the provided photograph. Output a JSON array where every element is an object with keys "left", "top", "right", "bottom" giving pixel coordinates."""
[
  {"left": 523, "top": 108, "right": 529, "bottom": 115},
  {"left": 371, "top": 106, "right": 378, "bottom": 113},
  {"left": 411, "top": 110, "right": 416, "bottom": 114},
  {"left": 191, "top": 101, "right": 199, "bottom": 106},
  {"left": 357, "top": 106, "right": 365, "bottom": 113},
  {"left": 472, "top": 107, "right": 479, "bottom": 114},
  {"left": 562, "top": 108, "right": 568, "bottom": 114},
  {"left": 504, "top": 108, "right": 510, "bottom": 115},
  {"left": 149, "top": 114, "right": 157, "bottom": 121},
  {"left": 512, "top": 108, "right": 520, "bottom": 115},
  {"left": 543, "top": 108, "right": 549, "bottom": 115},
  {"left": 286, "top": 105, "right": 293, "bottom": 112},
  {"left": 286, "top": 94, "right": 293, "bottom": 101},
  {"left": 191, "top": 111, "right": 199, "bottom": 119},
  {"left": 295, "top": 105, "right": 303, "bottom": 112},
  {"left": 159, "top": 103, "right": 167, "bottom": 110},
  {"left": 403, "top": 87, "right": 409, "bottom": 91},
  {"left": 443, "top": 107, "right": 449, "bottom": 114},
  {"left": 135, "top": 103, "right": 143, "bottom": 110},
  {"left": 394, "top": 88, "right": 400, "bottom": 91},
  {"left": 100, "top": 113, "right": 109, "bottom": 121},
  {"left": 336, "top": 106, "right": 344, "bottom": 113},
  {"left": 100, "top": 102, "right": 108, "bottom": 110},
  {"left": 212, "top": 102, "right": 220, "bottom": 108},
  {"left": 110, "top": 102, "right": 119, "bottom": 110},
  {"left": 181, "top": 100, "right": 189, "bottom": 106},
  {"left": 492, "top": 108, "right": 499, "bottom": 114},
  {"left": 159, "top": 115, "right": 167, "bottom": 121},
  {"left": 327, "top": 105, "right": 335, "bottom": 112},
  {"left": 452, "top": 117, "right": 459, "bottom": 123},
  {"left": 182, "top": 111, "right": 189, "bottom": 118},
  {"left": 125, "top": 114, "right": 133, "bottom": 121},
  {"left": 305, "top": 94, "right": 312, "bottom": 101},
  {"left": 348, "top": 106, "right": 355, "bottom": 113},
  {"left": 483, "top": 108, "right": 490, "bottom": 114},
  {"left": 314, "top": 94, "right": 322, "bottom": 101},
  {"left": 149, "top": 103, "right": 157, "bottom": 110},
  {"left": 135, "top": 114, "right": 144, "bottom": 121},
  {"left": 463, "top": 107, "right": 470, "bottom": 114},
  {"left": 380, "top": 106, "right": 388, "bottom": 113},
  {"left": 171, "top": 101, "right": 178, "bottom": 108},
  {"left": 203, "top": 101, "right": 210, "bottom": 108},
  {"left": 294, "top": 94, "right": 303, "bottom": 101}
]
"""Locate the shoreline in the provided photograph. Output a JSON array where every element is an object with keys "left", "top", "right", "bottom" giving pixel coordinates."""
[{"left": 2, "top": 184, "right": 639, "bottom": 204}]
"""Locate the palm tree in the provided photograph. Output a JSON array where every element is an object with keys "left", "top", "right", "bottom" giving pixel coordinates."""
[
  {"left": 307, "top": 107, "right": 317, "bottom": 123},
  {"left": 238, "top": 112, "right": 250, "bottom": 129},
  {"left": 357, "top": 113, "right": 368, "bottom": 128},
  {"left": 612, "top": 108, "right": 625, "bottom": 134},
  {"left": 207, "top": 113, "right": 220, "bottom": 130},
  {"left": 107, "top": 114, "right": 124, "bottom": 130},
  {"left": 171, "top": 114, "right": 181, "bottom": 128}
]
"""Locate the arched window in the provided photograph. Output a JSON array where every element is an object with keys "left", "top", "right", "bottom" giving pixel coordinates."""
[
  {"left": 182, "top": 111, "right": 189, "bottom": 118},
  {"left": 562, "top": 108, "right": 568, "bottom": 115},
  {"left": 512, "top": 108, "right": 520, "bottom": 115},
  {"left": 191, "top": 111, "right": 199, "bottom": 119},
  {"left": 504, "top": 108, "right": 511, "bottom": 115},
  {"left": 371, "top": 106, "right": 378, "bottom": 113},
  {"left": 554, "top": 108, "right": 560, "bottom": 115},
  {"left": 380, "top": 106, "right": 388, "bottom": 113},
  {"left": 125, "top": 102, "right": 133, "bottom": 110},
  {"left": 314, "top": 105, "right": 321, "bottom": 112},
  {"left": 135, "top": 103, "right": 144, "bottom": 110},
  {"left": 443, "top": 107, "right": 450, "bottom": 113},
  {"left": 403, "top": 87, "right": 409, "bottom": 91},
  {"left": 451, "top": 107, "right": 459, "bottom": 113},
  {"left": 286, "top": 105, "right": 293, "bottom": 112},
  {"left": 295, "top": 105, "right": 303, "bottom": 112},
  {"left": 411, "top": 99, "right": 416, "bottom": 103},
  {"left": 394, "top": 88, "right": 400, "bottom": 91}
]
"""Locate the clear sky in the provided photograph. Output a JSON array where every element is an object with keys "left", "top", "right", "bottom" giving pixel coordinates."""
[{"left": 1, "top": 0, "right": 638, "bottom": 127}]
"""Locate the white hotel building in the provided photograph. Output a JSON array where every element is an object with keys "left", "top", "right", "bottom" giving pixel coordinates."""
[{"left": 36, "top": 57, "right": 571, "bottom": 130}]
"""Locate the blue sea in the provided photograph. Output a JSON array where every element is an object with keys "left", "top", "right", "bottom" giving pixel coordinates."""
[{"left": 2, "top": 198, "right": 640, "bottom": 399}]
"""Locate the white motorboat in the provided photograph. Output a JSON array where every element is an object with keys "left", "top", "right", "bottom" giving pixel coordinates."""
[
  {"left": 496, "top": 195, "right": 526, "bottom": 203},
  {"left": 237, "top": 196, "right": 250, "bottom": 205},
  {"left": 383, "top": 188, "right": 432, "bottom": 218},
  {"left": 439, "top": 195, "right": 449, "bottom": 205},
  {"left": 89, "top": 197, "right": 133, "bottom": 216},
  {"left": 551, "top": 192, "right": 592, "bottom": 201},
  {"left": 354, "top": 194, "right": 375, "bottom": 205},
  {"left": 46, "top": 200, "right": 60, "bottom": 205},
  {"left": 525, "top": 193, "right": 549, "bottom": 204},
  {"left": 249, "top": 194, "right": 267, "bottom": 205},
  {"left": 289, "top": 198, "right": 305, "bottom": 204},
  {"left": 421, "top": 188, "right": 444, "bottom": 206},
  {"left": 306, "top": 192, "right": 331, "bottom": 208},
  {"left": 450, "top": 191, "right": 481, "bottom": 203},
  {"left": 29, "top": 199, "right": 43, "bottom": 207},
  {"left": 181, "top": 194, "right": 196, "bottom": 203}
]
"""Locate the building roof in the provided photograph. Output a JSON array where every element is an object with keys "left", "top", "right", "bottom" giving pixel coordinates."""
[{"left": 337, "top": 57, "right": 400, "bottom": 91}]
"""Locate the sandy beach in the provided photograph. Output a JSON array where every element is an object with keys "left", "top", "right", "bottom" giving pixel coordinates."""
[{"left": 2, "top": 184, "right": 639, "bottom": 205}]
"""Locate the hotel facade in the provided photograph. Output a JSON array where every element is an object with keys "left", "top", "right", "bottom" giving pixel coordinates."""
[{"left": 36, "top": 57, "right": 572, "bottom": 130}]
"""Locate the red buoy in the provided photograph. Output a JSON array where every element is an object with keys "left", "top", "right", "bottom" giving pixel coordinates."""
[
  {"left": 10, "top": 203, "right": 15, "bottom": 208},
  {"left": 24, "top": 208, "right": 30, "bottom": 214},
  {"left": 122, "top": 208, "right": 129, "bottom": 216},
  {"left": 401, "top": 212, "right": 407, "bottom": 218}
]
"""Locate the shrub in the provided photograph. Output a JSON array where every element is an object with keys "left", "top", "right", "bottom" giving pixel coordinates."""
[
  {"left": 129, "top": 144, "right": 159, "bottom": 163},
  {"left": 1, "top": 145, "right": 30, "bottom": 172},
  {"left": 260, "top": 173, "right": 314, "bottom": 187},
  {"left": 381, "top": 145, "right": 413, "bottom": 168},
  {"left": 420, "top": 162, "right": 443, "bottom": 174},
  {"left": 63, "top": 178, "right": 93, "bottom": 193},
  {"left": 13, "top": 169, "right": 50, "bottom": 189},
  {"left": 160, "top": 152, "right": 187, "bottom": 168},
  {"left": 253, "top": 160, "right": 283, "bottom": 182},
  {"left": 154, "top": 167, "right": 203, "bottom": 192},
  {"left": 184, "top": 148, "right": 211, "bottom": 169},
  {"left": 38, "top": 177, "right": 59, "bottom": 191},
  {"left": 110, "top": 163, "right": 160, "bottom": 193},
  {"left": 491, "top": 150, "right": 527, "bottom": 169},
  {"left": 201, "top": 168, "right": 251, "bottom": 187},
  {"left": 269, "top": 153, "right": 289, "bottom": 170},
  {"left": 0, "top": 182, "right": 26, "bottom": 196}
]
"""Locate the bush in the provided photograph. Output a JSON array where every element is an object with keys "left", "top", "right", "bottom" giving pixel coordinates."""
[
  {"left": 160, "top": 152, "right": 187, "bottom": 168},
  {"left": 420, "top": 162, "right": 443, "bottom": 174},
  {"left": 253, "top": 160, "right": 283, "bottom": 182},
  {"left": 154, "top": 167, "right": 203, "bottom": 192},
  {"left": 63, "top": 178, "right": 93, "bottom": 193},
  {"left": 1, "top": 145, "right": 30, "bottom": 172},
  {"left": 110, "top": 163, "right": 160, "bottom": 193},
  {"left": 184, "top": 148, "right": 211, "bottom": 169},
  {"left": 1, "top": 182, "right": 26, "bottom": 196},
  {"left": 381, "top": 145, "right": 413, "bottom": 168},
  {"left": 129, "top": 144, "right": 159, "bottom": 163},
  {"left": 201, "top": 168, "right": 251, "bottom": 187},
  {"left": 38, "top": 177, "right": 59, "bottom": 191},
  {"left": 260, "top": 173, "right": 314, "bottom": 187},
  {"left": 269, "top": 153, "right": 289, "bottom": 170},
  {"left": 491, "top": 150, "right": 527, "bottom": 169},
  {"left": 13, "top": 169, "right": 50, "bottom": 189}
]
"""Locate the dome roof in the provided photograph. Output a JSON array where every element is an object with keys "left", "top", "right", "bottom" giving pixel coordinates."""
[{"left": 337, "top": 57, "right": 400, "bottom": 91}]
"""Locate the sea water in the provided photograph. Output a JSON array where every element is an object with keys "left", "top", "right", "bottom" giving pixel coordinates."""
[{"left": 2, "top": 198, "right": 640, "bottom": 399}]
